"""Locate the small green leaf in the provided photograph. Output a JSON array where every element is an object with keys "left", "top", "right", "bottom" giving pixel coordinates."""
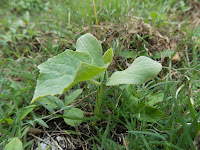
[
  {"left": 137, "top": 106, "right": 164, "bottom": 122},
  {"left": 0, "top": 118, "right": 13, "bottom": 124},
  {"left": 102, "top": 48, "right": 113, "bottom": 64},
  {"left": 10, "top": 81, "right": 22, "bottom": 91},
  {"left": 21, "top": 126, "right": 31, "bottom": 137},
  {"left": 4, "top": 137, "right": 23, "bottom": 150},
  {"left": 36, "top": 118, "right": 49, "bottom": 128},
  {"left": 134, "top": 103, "right": 163, "bottom": 122},
  {"left": 19, "top": 105, "right": 37, "bottom": 120},
  {"left": 65, "top": 89, "right": 83, "bottom": 106},
  {"left": 63, "top": 107, "right": 84, "bottom": 127},
  {"left": 39, "top": 96, "right": 64, "bottom": 109},
  {"left": 76, "top": 33, "right": 104, "bottom": 67},
  {"left": 152, "top": 49, "right": 174, "bottom": 59},
  {"left": 120, "top": 51, "right": 136, "bottom": 58},
  {"left": 106, "top": 56, "right": 162, "bottom": 86},
  {"left": 31, "top": 50, "right": 107, "bottom": 103},
  {"left": 150, "top": 12, "right": 158, "bottom": 21},
  {"left": 147, "top": 92, "right": 164, "bottom": 106}
]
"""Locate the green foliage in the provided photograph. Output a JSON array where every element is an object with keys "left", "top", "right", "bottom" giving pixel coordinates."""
[
  {"left": 18, "top": 105, "right": 37, "bottom": 120},
  {"left": 120, "top": 84, "right": 164, "bottom": 122},
  {"left": 39, "top": 96, "right": 64, "bottom": 111},
  {"left": 63, "top": 107, "right": 84, "bottom": 127},
  {"left": 1, "top": 0, "right": 199, "bottom": 149},
  {"left": 106, "top": 56, "right": 162, "bottom": 85},
  {"left": 38, "top": 90, "right": 84, "bottom": 127},
  {"left": 152, "top": 49, "right": 175, "bottom": 59},
  {"left": 102, "top": 48, "right": 113, "bottom": 65},
  {"left": 32, "top": 33, "right": 162, "bottom": 126},
  {"left": 31, "top": 50, "right": 108, "bottom": 103},
  {"left": 76, "top": 33, "right": 105, "bottom": 67},
  {"left": 4, "top": 138, "right": 23, "bottom": 150},
  {"left": 8, "top": 0, "right": 49, "bottom": 12},
  {"left": 65, "top": 89, "right": 83, "bottom": 106},
  {"left": 134, "top": 103, "right": 164, "bottom": 122}
]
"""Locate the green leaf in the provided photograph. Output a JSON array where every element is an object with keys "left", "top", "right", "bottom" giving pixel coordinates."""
[
  {"left": 102, "top": 48, "right": 113, "bottom": 64},
  {"left": 76, "top": 33, "right": 104, "bottom": 67},
  {"left": 0, "top": 118, "right": 13, "bottom": 124},
  {"left": 19, "top": 105, "right": 37, "bottom": 120},
  {"left": 4, "top": 138, "right": 23, "bottom": 150},
  {"left": 65, "top": 89, "right": 83, "bottom": 106},
  {"left": 36, "top": 118, "right": 49, "bottom": 128},
  {"left": 31, "top": 50, "right": 107, "bottom": 103},
  {"left": 134, "top": 103, "right": 163, "bottom": 122},
  {"left": 150, "top": 12, "right": 158, "bottom": 21},
  {"left": 106, "top": 56, "right": 162, "bottom": 86},
  {"left": 63, "top": 107, "right": 84, "bottom": 127},
  {"left": 152, "top": 49, "right": 174, "bottom": 59},
  {"left": 147, "top": 92, "right": 164, "bottom": 106},
  {"left": 120, "top": 51, "right": 136, "bottom": 58},
  {"left": 128, "top": 131, "right": 166, "bottom": 140},
  {"left": 39, "top": 96, "right": 64, "bottom": 109}
]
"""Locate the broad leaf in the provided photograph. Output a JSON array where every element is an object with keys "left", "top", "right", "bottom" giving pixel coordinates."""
[
  {"left": 106, "top": 56, "right": 162, "bottom": 86},
  {"left": 102, "top": 48, "right": 113, "bottom": 64},
  {"left": 76, "top": 33, "right": 104, "bottom": 67},
  {"left": 31, "top": 50, "right": 107, "bottom": 103},
  {"left": 4, "top": 138, "right": 23, "bottom": 150},
  {"left": 63, "top": 107, "right": 84, "bottom": 127}
]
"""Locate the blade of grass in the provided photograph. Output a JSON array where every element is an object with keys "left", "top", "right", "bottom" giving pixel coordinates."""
[
  {"left": 172, "top": 96, "right": 196, "bottom": 150},
  {"left": 93, "top": 0, "right": 98, "bottom": 25}
]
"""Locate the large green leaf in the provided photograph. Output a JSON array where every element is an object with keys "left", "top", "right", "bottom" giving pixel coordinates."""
[
  {"left": 31, "top": 50, "right": 107, "bottom": 103},
  {"left": 106, "top": 56, "right": 162, "bottom": 86},
  {"left": 76, "top": 33, "right": 104, "bottom": 67},
  {"left": 4, "top": 138, "right": 23, "bottom": 150}
]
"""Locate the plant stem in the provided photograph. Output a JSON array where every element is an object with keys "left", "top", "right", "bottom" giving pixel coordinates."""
[
  {"left": 92, "top": 0, "right": 98, "bottom": 25},
  {"left": 94, "top": 82, "right": 106, "bottom": 116},
  {"left": 94, "top": 72, "right": 107, "bottom": 116}
]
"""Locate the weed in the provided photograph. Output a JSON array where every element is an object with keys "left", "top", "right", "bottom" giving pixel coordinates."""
[{"left": 31, "top": 33, "right": 162, "bottom": 127}]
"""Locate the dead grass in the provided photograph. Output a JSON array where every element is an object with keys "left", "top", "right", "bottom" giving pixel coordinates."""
[{"left": 186, "top": 0, "right": 200, "bottom": 27}]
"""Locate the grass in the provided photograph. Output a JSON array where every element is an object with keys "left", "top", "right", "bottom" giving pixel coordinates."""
[{"left": 0, "top": 0, "right": 200, "bottom": 149}]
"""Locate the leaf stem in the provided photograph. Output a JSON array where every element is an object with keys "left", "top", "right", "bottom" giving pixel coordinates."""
[{"left": 89, "top": 79, "right": 101, "bottom": 86}]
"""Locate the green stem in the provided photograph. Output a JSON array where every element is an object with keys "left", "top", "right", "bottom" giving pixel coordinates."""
[
  {"left": 94, "top": 72, "right": 107, "bottom": 116},
  {"left": 89, "top": 79, "right": 101, "bottom": 86},
  {"left": 94, "top": 83, "right": 106, "bottom": 116}
]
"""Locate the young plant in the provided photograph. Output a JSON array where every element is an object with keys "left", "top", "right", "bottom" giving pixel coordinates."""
[{"left": 31, "top": 33, "right": 162, "bottom": 126}]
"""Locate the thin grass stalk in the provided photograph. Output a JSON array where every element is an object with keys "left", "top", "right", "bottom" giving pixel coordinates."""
[{"left": 93, "top": 0, "right": 98, "bottom": 25}]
